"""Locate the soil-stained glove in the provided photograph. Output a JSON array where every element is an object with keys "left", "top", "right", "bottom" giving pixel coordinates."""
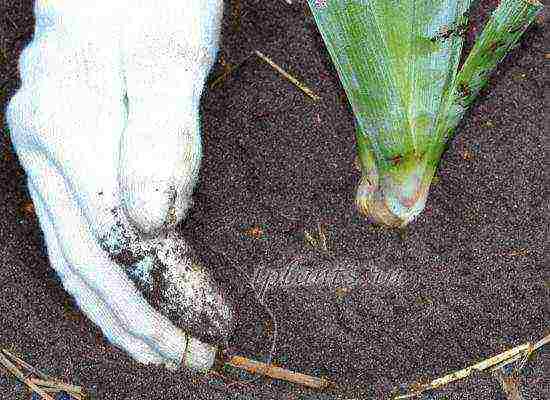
[{"left": 6, "top": 0, "right": 233, "bottom": 372}]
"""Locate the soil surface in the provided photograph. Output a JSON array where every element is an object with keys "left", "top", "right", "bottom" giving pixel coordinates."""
[{"left": 0, "top": 1, "right": 547, "bottom": 399}]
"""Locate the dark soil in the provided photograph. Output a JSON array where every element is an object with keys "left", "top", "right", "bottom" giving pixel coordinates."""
[{"left": 0, "top": 1, "right": 547, "bottom": 399}]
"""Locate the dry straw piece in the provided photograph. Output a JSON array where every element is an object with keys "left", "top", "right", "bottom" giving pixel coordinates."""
[
  {"left": 254, "top": 50, "right": 321, "bottom": 101},
  {"left": 0, "top": 348, "right": 85, "bottom": 400},
  {"left": 225, "top": 354, "right": 334, "bottom": 390},
  {"left": 394, "top": 333, "right": 549, "bottom": 399},
  {"left": 209, "top": 49, "right": 320, "bottom": 102}
]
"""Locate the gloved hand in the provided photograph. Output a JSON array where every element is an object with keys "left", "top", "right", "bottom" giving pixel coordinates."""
[{"left": 6, "top": 0, "right": 233, "bottom": 372}]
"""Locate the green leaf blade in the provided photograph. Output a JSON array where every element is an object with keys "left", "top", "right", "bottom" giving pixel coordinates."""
[
  {"left": 432, "top": 0, "right": 543, "bottom": 163},
  {"left": 308, "top": 0, "right": 472, "bottom": 168}
]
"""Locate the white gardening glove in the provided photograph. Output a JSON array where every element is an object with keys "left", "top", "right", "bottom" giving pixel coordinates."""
[{"left": 6, "top": 0, "right": 233, "bottom": 372}]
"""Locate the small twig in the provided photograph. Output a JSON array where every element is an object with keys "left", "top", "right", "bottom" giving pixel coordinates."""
[
  {"left": 254, "top": 50, "right": 321, "bottom": 101},
  {"left": 0, "top": 352, "right": 55, "bottom": 400},
  {"left": 2, "top": 349, "right": 53, "bottom": 381},
  {"left": 1, "top": 349, "right": 85, "bottom": 399},
  {"left": 431, "top": 343, "right": 529, "bottom": 388},
  {"left": 226, "top": 355, "right": 334, "bottom": 389},
  {"left": 29, "top": 379, "right": 83, "bottom": 395}
]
